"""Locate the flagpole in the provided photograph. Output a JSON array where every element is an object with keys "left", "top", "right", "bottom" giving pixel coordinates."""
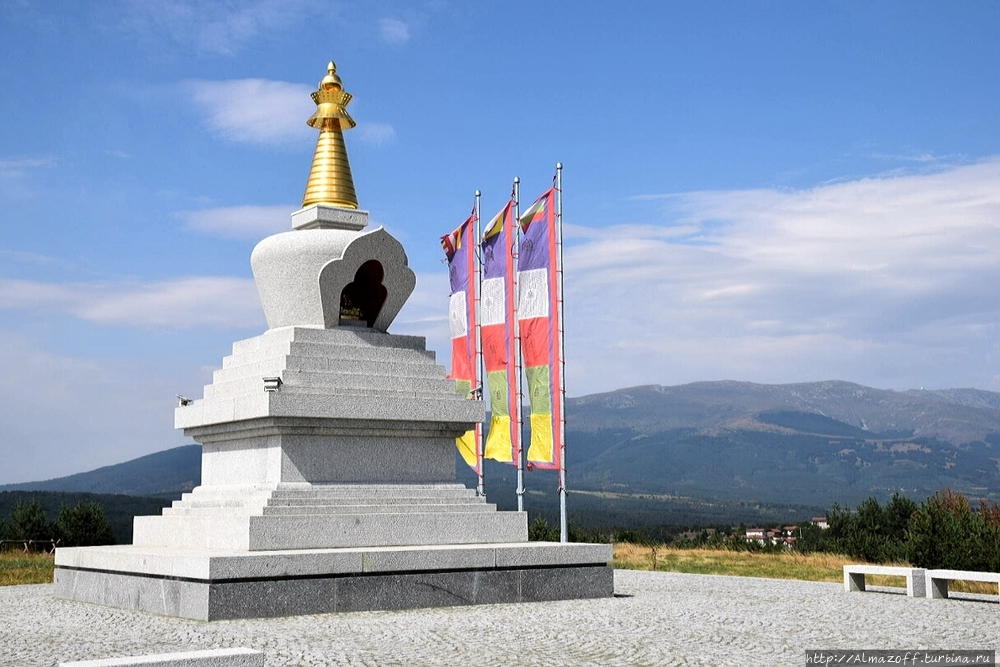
[
  {"left": 474, "top": 190, "right": 485, "bottom": 498},
  {"left": 512, "top": 176, "right": 525, "bottom": 514},
  {"left": 555, "top": 163, "right": 568, "bottom": 543}
]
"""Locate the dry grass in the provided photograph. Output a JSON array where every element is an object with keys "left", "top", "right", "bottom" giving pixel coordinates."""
[
  {"left": 614, "top": 543, "right": 852, "bottom": 583},
  {"left": 0, "top": 551, "right": 55, "bottom": 586},
  {"left": 612, "top": 544, "right": 998, "bottom": 594}
]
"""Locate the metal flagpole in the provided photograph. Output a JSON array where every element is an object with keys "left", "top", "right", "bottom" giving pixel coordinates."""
[
  {"left": 474, "top": 190, "right": 485, "bottom": 498},
  {"left": 512, "top": 176, "right": 525, "bottom": 514},
  {"left": 555, "top": 163, "right": 568, "bottom": 543}
]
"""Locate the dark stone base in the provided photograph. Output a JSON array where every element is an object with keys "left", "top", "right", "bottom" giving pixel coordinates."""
[{"left": 55, "top": 565, "right": 614, "bottom": 621}]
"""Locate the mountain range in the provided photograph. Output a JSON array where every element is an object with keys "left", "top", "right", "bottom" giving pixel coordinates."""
[
  {"left": 0, "top": 445, "right": 201, "bottom": 498},
  {"left": 5, "top": 380, "right": 999, "bottom": 526},
  {"left": 557, "top": 380, "right": 1000, "bottom": 506}
]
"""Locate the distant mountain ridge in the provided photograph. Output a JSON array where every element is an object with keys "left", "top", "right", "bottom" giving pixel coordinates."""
[
  {"left": 0, "top": 445, "right": 200, "bottom": 498},
  {"left": 904, "top": 387, "right": 1000, "bottom": 412},
  {"left": 5, "top": 381, "right": 1000, "bottom": 511},
  {"left": 568, "top": 380, "right": 1000, "bottom": 443},
  {"left": 561, "top": 381, "right": 1000, "bottom": 506}
]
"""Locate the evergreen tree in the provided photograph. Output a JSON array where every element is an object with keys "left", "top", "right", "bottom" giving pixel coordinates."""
[
  {"left": 528, "top": 515, "right": 560, "bottom": 541},
  {"left": 795, "top": 522, "right": 836, "bottom": 553},
  {"left": 8, "top": 498, "right": 53, "bottom": 547},
  {"left": 825, "top": 494, "right": 915, "bottom": 562},
  {"left": 56, "top": 501, "right": 116, "bottom": 547},
  {"left": 907, "top": 489, "right": 1000, "bottom": 572},
  {"left": 613, "top": 529, "right": 644, "bottom": 544}
]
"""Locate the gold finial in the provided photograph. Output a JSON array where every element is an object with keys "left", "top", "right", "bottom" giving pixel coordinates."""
[
  {"left": 302, "top": 60, "right": 358, "bottom": 209},
  {"left": 320, "top": 61, "right": 342, "bottom": 91}
]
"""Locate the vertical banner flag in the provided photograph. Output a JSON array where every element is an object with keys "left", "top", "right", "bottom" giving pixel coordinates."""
[
  {"left": 517, "top": 188, "right": 562, "bottom": 469},
  {"left": 479, "top": 201, "right": 519, "bottom": 463},
  {"left": 441, "top": 209, "right": 479, "bottom": 469}
]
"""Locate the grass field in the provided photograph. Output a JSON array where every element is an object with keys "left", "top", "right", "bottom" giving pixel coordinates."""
[
  {"left": 0, "top": 546, "right": 995, "bottom": 595},
  {"left": 612, "top": 543, "right": 998, "bottom": 594},
  {"left": 0, "top": 551, "right": 54, "bottom": 586},
  {"left": 614, "top": 543, "right": 860, "bottom": 582}
]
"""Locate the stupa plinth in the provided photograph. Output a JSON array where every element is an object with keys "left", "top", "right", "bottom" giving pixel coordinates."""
[{"left": 53, "top": 62, "right": 612, "bottom": 620}]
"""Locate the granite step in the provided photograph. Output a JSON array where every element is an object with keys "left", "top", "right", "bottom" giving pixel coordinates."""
[
  {"left": 269, "top": 487, "right": 478, "bottom": 499},
  {"left": 171, "top": 496, "right": 484, "bottom": 511},
  {"left": 229, "top": 328, "right": 431, "bottom": 356},
  {"left": 161, "top": 503, "right": 497, "bottom": 517},
  {"left": 202, "top": 371, "right": 457, "bottom": 401},
  {"left": 214, "top": 355, "right": 446, "bottom": 383},
  {"left": 266, "top": 496, "right": 483, "bottom": 507},
  {"left": 259, "top": 504, "right": 496, "bottom": 515},
  {"left": 225, "top": 340, "right": 435, "bottom": 368}
]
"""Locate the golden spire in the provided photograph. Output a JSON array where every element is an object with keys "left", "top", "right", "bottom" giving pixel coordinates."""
[{"left": 302, "top": 61, "right": 358, "bottom": 209}]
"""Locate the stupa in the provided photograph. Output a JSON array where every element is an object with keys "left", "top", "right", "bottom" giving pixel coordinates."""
[{"left": 53, "top": 62, "right": 612, "bottom": 621}]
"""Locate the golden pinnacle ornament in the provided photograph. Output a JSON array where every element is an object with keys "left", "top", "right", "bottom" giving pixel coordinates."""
[{"left": 302, "top": 61, "right": 358, "bottom": 209}]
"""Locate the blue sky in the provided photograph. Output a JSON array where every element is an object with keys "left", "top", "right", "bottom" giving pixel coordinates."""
[{"left": 2, "top": 1, "right": 999, "bottom": 484}]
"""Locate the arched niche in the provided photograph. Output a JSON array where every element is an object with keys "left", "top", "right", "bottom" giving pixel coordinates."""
[
  {"left": 319, "top": 227, "right": 416, "bottom": 332},
  {"left": 339, "top": 260, "right": 388, "bottom": 327}
]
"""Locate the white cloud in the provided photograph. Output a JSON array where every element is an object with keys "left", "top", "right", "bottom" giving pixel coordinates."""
[
  {"left": 356, "top": 122, "right": 397, "bottom": 147},
  {"left": 0, "top": 156, "right": 55, "bottom": 182},
  {"left": 562, "top": 158, "right": 1000, "bottom": 395},
  {"left": 868, "top": 150, "right": 965, "bottom": 164},
  {"left": 179, "top": 204, "right": 295, "bottom": 239},
  {"left": 379, "top": 17, "right": 410, "bottom": 46},
  {"left": 111, "top": 0, "right": 315, "bottom": 56},
  {"left": 0, "top": 277, "right": 264, "bottom": 329},
  {"left": 186, "top": 79, "right": 314, "bottom": 146},
  {"left": 0, "top": 156, "right": 56, "bottom": 202},
  {"left": 0, "top": 249, "right": 72, "bottom": 269},
  {"left": 184, "top": 78, "right": 397, "bottom": 149}
]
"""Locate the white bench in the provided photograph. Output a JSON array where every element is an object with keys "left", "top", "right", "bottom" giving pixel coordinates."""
[
  {"left": 59, "top": 648, "right": 262, "bottom": 667},
  {"left": 843, "top": 565, "right": 927, "bottom": 597},
  {"left": 925, "top": 569, "right": 1000, "bottom": 600}
]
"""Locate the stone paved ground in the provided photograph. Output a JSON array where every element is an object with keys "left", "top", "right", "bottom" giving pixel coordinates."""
[{"left": 1, "top": 570, "right": 998, "bottom": 666}]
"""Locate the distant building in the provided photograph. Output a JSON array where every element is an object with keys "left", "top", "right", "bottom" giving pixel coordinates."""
[
  {"left": 746, "top": 526, "right": 799, "bottom": 547},
  {"left": 811, "top": 516, "right": 829, "bottom": 529}
]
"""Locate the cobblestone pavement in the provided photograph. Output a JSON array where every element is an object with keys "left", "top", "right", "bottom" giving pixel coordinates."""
[{"left": 1, "top": 570, "right": 998, "bottom": 666}]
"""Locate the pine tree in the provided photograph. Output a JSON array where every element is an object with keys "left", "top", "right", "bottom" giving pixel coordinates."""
[
  {"left": 9, "top": 498, "right": 53, "bottom": 547},
  {"left": 56, "top": 501, "right": 116, "bottom": 547}
]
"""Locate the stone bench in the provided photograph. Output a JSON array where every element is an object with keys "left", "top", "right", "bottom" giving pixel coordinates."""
[
  {"left": 59, "top": 648, "right": 262, "bottom": 667},
  {"left": 843, "top": 565, "right": 927, "bottom": 597},
  {"left": 925, "top": 569, "right": 1000, "bottom": 600}
]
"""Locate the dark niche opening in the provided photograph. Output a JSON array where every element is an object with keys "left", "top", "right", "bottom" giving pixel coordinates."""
[{"left": 339, "top": 260, "right": 388, "bottom": 328}]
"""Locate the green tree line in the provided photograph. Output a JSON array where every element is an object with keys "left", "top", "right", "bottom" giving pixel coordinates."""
[
  {"left": 529, "top": 488, "right": 1000, "bottom": 574},
  {"left": 801, "top": 489, "right": 1000, "bottom": 572},
  {"left": 0, "top": 498, "right": 115, "bottom": 550}
]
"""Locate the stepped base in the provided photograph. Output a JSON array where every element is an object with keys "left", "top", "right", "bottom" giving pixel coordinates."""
[
  {"left": 56, "top": 322, "right": 612, "bottom": 622},
  {"left": 134, "top": 483, "right": 526, "bottom": 550},
  {"left": 54, "top": 543, "right": 614, "bottom": 620},
  {"left": 132, "top": 511, "right": 527, "bottom": 551}
]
